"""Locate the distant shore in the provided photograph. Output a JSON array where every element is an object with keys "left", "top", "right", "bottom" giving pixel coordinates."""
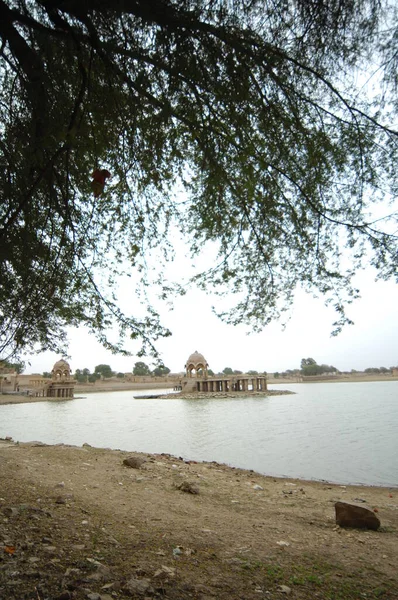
[
  {"left": 0, "top": 387, "right": 293, "bottom": 405},
  {"left": 0, "top": 373, "right": 396, "bottom": 406}
]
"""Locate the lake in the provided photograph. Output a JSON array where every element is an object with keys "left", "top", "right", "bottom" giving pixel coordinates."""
[{"left": 0, "top": 381, "right": 397, "bottom": 487}]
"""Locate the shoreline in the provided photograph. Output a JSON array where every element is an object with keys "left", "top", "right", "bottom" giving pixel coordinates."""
[
  {"left": 0, "top": 436, "right": 396, "bottom": 490},
  {"left": 0, "top": 388, "right": 294, "bottom": 405},
  {"left": 0, "top": 439, "right": 397, "bottom": 599}
]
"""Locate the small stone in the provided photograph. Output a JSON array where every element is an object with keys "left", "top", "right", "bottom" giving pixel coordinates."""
[
  {"left": 55, "top": 496, "right": 66, "bottom": 504},
  {"left": 279, "top": 585, "right": 292, "bottom": 594},
  {"left": 55, "top": 482, "right": 65, "bottom": 488},
  {"left": 55, "top": 592, "right": 72, "bottom": 600},
  {"left": 253, "top": 484, "right": 263, "bottom": 490},
  {"left": 276, "top": 541, "right": 290, "bottom": 547},
  {"left": 86, "top": 593, "right": 101, "bottom": 600},
  {"left": 123, "top": 456, "right": 146, "bottom": 469},
  {"left": 125, "top": 577, "right": 154, "bottom": 595},
  {"left": 175, "top": 481, "right": 199, "bottom": 494},
  {"left": 3, "top": 507, "right": 19, "bottom": 517},
  {"left": 43, "top": 546, "right": 57, "bottom": 553},
  {"left": 154, "top": 565, "right": 176, "bottom": 578}
]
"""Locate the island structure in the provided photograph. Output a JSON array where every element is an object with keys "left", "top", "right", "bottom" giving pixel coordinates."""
[
  {"left": 1, "top": 359, "right": 75, "bottom": 399},
  {"left": 181, "top": 350, "right": 267, "bottom": 393}
]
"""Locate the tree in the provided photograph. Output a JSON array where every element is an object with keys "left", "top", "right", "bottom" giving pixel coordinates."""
[
  {"left": 1, "top": 1, "right": 398, "bottom": 362},
  {"left": 75, "top": 368, "right": 90, "bottom": 382},
  {"left": 0, "top": 360, "right": 25, "bottom": 373},
  {"left": 222, "top": 367, "right": 234, "bottom": 376},
  {"left": 88, "top": 373, "right": 100, "bottom": 383},
  {"left": 152, "top": 365, "right": 171, "bottom": 377},
  {"left": 42, "top": 371, "right": 52, "bottom": 379},
  {"left": 94, "top": 364, "right": 114, "bottom": 379},
  {"left": 133, "top": 361, "right": 151, "bottom": 376},
  {"left": 301, "top": 359, "right": 338, "bottom": 376},
  {"left": 116, "top": 372, "right": 125, "bottom": 378},
  {"left": 247, "top": 370, "right": 259, "bottom": 375},
  {"left": 301, "top": 358, "right": 317, "bottom": 369}
]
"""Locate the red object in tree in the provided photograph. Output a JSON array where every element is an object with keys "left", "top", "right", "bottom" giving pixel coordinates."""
[{"left": 91, "top": 168, "right": 111, "bottom": 197}]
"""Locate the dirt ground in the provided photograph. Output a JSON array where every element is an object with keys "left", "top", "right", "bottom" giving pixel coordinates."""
[{"left": 0, "top": 439, "right": 397, "bottom": 600}]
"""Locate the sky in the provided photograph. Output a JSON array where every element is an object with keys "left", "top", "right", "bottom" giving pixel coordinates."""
[{"left": 23, "top": 265, "right": 398, "bottom": 376}]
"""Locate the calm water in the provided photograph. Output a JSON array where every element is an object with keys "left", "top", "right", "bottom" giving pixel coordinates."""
[{"left": 0, "top": 382, "right": 397, "bottom": 486}]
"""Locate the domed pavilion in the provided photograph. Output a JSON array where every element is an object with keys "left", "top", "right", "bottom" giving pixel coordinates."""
[
  {"left": 182, "top": 350, "right": 267, "bottom": 394},
  {"left": 46, "top": 359, "right": 75, "bottom": 398},
  {"left": 185, "top": 350, "right": 209, "bottom": 378}
]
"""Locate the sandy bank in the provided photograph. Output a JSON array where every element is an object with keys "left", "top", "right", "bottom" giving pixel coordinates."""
[{"left": 0, "top": 439, "right": 397, "bottom": 599}]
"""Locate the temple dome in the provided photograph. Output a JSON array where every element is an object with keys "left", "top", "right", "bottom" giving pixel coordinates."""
[
  {"left": 185, "top": 351, "right": 209, "bottom": 379},
  {"left": 52, "top": 359, "right": 72, "bottom": 380},
  {"left": 52, "top": 359, "right": 70, "bottom": 371},
  {"left": 185, "top": 351, "right": 208, "bottom": 368}
]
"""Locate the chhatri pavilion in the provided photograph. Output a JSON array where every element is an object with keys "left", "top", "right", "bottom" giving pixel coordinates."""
[{"left": 183, "top": 350, "right": 267, "bottom": 393}]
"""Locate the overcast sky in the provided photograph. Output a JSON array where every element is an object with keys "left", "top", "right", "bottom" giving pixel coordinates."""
[{"left": 23, "top": 263, "right": 398, "bottom": 375}]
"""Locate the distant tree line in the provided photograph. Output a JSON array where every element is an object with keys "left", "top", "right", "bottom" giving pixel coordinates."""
[
  {"left": 55, "top": 362, "right": 173, "bottom": 383},
  {"left": 272, "top": 360, "right": 397, "bottom": 378},
  {"left": 0, "top": 360, "right": 25, "bottom": 374},
  {"left": 40, "top": 360, "right": 397, "bottom": 382}
]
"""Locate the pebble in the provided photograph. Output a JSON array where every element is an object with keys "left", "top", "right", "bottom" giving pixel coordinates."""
[{"left": 279, "top": 584, "right": 292, "bottom": 594}]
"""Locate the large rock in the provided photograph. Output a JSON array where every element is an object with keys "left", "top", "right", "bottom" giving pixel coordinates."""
[{"left": 335, "top": 501, "right": 381, "bottom": 530}]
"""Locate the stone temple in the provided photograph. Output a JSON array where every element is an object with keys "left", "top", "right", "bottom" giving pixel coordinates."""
[{"left": 182, "top": 351, "right": 267, "bottom": 393}]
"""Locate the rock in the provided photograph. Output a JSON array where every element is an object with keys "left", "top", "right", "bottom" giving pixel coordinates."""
[
  {"left": 253, "top": 484, "right": 263, "bottom": 490},
  {"left": 3, "top": 506, "right": 19, "bottom": 517},
  {"left": 125, "top": 577, "right": 154, "bottom": 595},
  {"left": 279, "top": 585, "right": 292, "bottom": 594},
  {"left": 55, "top": 592, "right": 73, "bottom": 600},
  {"left": 123, "top": 456, "right": 146, "bottom": 469},
  {"left": 175, "top": 481, "right": 199, "bottom": 494},
  {"left": 335, "top": 501, "right": 381, "bottom": 530},
  {"left": 86, "top": 562, "right": 111, "bottom": 582},
  {"left": 86, "top": 593, "right": 101, "bottom": 600},
  {"left": 153, "top": 565, "right": 176, "bottom": 578}
]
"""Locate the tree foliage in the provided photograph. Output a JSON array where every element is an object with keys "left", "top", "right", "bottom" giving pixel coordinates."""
[
  {"left": 1, "top": 0, "right": 398, "bottom": 362},
  {"left": 300, "top": 358, "right": 338, "bottom": 376},
  {"left": 133, "top": 361, "right": 151, "bottom": 376},
  {"left": 222, "top": 367, "right": 234, "bottom": 375},
  {"left": 94, "top": 363, "right": 114, "bottom": 378},
  {"left": 152, "top": 365, "right": 171, "bottom": 377},
  {"left": 0, "top": 360, "right": 25, "bottom": 373}
]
